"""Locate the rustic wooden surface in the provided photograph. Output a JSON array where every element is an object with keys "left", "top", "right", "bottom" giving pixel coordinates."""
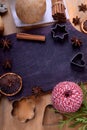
[
  {"left": 2, "top": 0, "right": 87, "bottom": 35},
  {"left": 0, "top": 0, "right": 87, "bottom": 130}
]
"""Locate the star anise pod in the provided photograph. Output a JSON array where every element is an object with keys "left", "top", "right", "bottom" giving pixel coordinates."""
[
  {"left": 71, "top": 37, "right": 82, "bottom": 47},
  {"left": 72, "top": 16, "right": 80, "bottom": 26},
  {"left": 3, "top": 59, "right": 12, "bottom": 70},
  {"left": 32, "top": 86, "right": 43, "bottom": 96},
  {"left": 0, "top": 38, "right": 12, "bottom": 50},
  {"left": 78, "top": 3, "right": 87, "bottom": 12}
]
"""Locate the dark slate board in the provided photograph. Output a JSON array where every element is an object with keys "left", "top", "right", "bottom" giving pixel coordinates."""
[{"left": 0, "top": 21, "right": 87, "bottom": 100}]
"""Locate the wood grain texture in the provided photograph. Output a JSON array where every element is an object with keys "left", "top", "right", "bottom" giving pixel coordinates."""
[
  {"left": 2, "top": 0, "right": 87, "bottom": 35},
  {"left": 65, "top": 0, "right": 87, "bottom": 31},
  {"left": 0, "top": 94, "right": 80, "bottom": 130},
  {"left": 0, "top": 0, "right": 87, "bottom": 130}
]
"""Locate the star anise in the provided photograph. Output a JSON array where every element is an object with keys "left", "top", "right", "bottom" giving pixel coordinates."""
[
  {"left": 71, "top": 37, "right": 82, "bottom": 47},
  {"left": 78, "top": 3, "right": 87, "bottom": 12},
  {"left": 3, "top": 59, "right": 12, "bottom": 70},
  {"left": 32, "top": 86, "right": 43, "bottom": 96},
  {"left": 0, "top": 38, "right": 12, "bottom": 50},
  {"left": 72, "top": 16, "right": 80, "bottom": 26}
]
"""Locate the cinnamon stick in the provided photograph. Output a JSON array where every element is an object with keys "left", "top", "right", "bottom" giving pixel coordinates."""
[
  {"left": 51, "top": 0, "right": 66, "bottom": 22},
  {"left": 16, "top": 33, "right": 46, "bottom": 42}
]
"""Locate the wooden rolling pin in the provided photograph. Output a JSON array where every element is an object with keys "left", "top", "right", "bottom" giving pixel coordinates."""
[{"left": 16, "top": 33, "right": 46, "bottom": 42}]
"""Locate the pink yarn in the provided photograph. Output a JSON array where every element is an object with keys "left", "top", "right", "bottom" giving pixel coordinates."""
[{"left": 51, "top": 81, "right": 83, "bottom": 113}]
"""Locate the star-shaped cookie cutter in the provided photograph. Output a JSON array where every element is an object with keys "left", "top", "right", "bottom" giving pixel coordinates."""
[{"left": 51, "top": 24, "right": 68, "bottom": 41}]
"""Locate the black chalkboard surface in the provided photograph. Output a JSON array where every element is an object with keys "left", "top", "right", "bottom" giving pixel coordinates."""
[{"left": 0, "top": 21, "right": 87, "bottom": 100}]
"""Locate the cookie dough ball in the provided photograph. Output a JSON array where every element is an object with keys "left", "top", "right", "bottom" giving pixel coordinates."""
[{"left": 15, "top": 0, "right": 46, "bottom": 24}]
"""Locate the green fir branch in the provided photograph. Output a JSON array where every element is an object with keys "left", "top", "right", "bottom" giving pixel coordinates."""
[{"left": 56, "top": 83, "right": 87, "bottom": 130}]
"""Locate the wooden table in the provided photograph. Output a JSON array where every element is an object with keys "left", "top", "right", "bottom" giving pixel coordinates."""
[
  {"left": 3, "top": 0, "right": 87, "bottom": 35},
  {"left": 0, "top": 0, "right": 87, "bottom": 130}
]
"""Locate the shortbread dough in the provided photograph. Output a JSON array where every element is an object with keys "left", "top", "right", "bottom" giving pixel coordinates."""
[{"left": 15, "top": 0, "right": 46, "bottom": 24}]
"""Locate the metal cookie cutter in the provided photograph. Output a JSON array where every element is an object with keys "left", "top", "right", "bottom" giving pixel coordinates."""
[
  {"left": 0, "top": 3, "right": 8, "bottom": 34},
  {"left": 51, "top": 24, "right": 68, "bottom": 41},
  {"left": 71, "top": 52, "right": 86, "bottom": 71}
]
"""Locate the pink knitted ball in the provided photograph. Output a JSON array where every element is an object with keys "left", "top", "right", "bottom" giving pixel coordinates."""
[{"left": 51, "top": 81, "right": 83, "bottom": 113}]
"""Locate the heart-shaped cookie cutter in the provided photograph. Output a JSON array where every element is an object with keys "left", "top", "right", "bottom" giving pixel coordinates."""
[{"left": 71, "top": 52, "right": 86, "bottom": 68}]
